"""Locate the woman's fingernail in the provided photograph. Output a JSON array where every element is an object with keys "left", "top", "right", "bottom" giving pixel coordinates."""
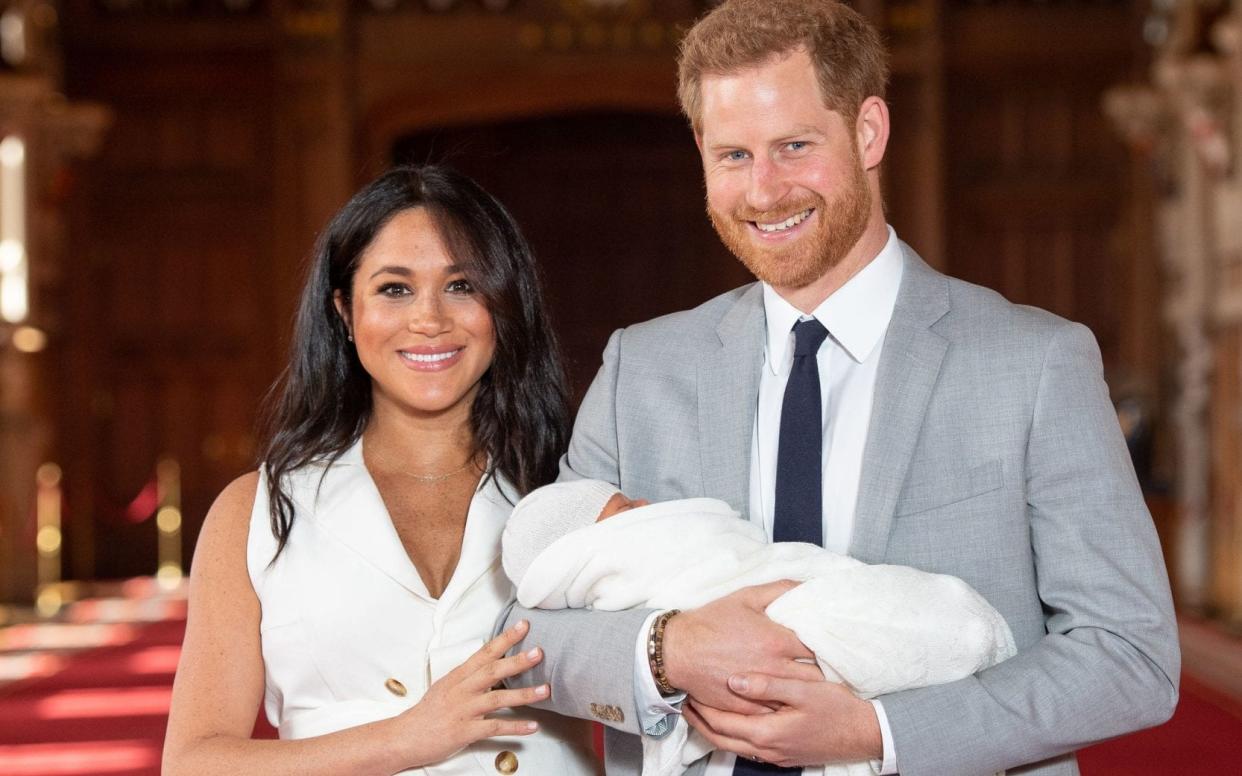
[
  {"left": 729, "top": 675, "right": 749, "bottom": 692},
  {"left": 526, "top": 647, "right": 541, "bottom": 661},
  {"left": 514, "top": 619, "right": 529, "bottom": 633},
  {"left": 526, "top": 721, "right": 539, "bottom": 732},
  {"left": 534, "top": 684, "right": 549, "bottom": 697}
]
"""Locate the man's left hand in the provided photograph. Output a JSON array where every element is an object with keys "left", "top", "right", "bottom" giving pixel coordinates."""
[{"left": 683, "top": 674, "right": 883, "bottom": 768}]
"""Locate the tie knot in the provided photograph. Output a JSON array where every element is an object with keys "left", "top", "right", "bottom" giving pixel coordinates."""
[{"left": 792, "top": 318, "right": 829, "bottom": 357}]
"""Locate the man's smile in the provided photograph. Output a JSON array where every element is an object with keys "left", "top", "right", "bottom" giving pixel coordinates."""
[{"left": 752, "top": 207, "right": 815, "bottom": 234}]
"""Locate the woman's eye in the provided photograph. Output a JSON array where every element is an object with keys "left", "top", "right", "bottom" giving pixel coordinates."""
[
  {"left": 377, "top": 282, "right": 411, "bottom": 297},
  {"left": 446, "top": 278, "right": 474, "bottom": 295}
]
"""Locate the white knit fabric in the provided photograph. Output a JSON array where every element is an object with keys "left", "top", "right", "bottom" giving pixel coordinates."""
[
  {"left": 502, "top": 479, "right": 620, "bottom": 588},
  {"left": 503, "top": 496, "right": 1016, "bottom": 776}
]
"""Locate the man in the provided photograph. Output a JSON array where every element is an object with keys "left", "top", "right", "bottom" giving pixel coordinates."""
[{"left": 505, "top": 1, "right": 1179, "bottom": 774}]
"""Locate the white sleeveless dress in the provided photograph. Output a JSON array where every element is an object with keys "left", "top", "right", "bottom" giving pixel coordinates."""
[{"left": 248, "top": 439, "right": 598, "bottom": 775}]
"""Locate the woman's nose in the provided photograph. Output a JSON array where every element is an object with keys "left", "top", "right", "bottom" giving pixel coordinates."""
[{"left": 407, "top": 295, "right": 449, "bottom": 335}]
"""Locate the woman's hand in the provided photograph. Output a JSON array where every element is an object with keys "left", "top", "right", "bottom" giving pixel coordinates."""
[{"left": 392, "top": 619, "right": 549, "bottom": 768}]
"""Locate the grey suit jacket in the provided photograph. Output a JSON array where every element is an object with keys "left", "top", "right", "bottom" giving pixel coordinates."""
[{"left": 507, "top": 245, "right": 1179, "bottom": 776}]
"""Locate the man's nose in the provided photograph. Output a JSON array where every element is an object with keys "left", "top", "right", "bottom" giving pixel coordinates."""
[{"left": 745, "top": 156, "right": 788, "bottom": 213}]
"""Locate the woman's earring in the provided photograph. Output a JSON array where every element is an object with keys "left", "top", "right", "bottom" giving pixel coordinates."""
[{"left": 347, "top": 333, "right": 354, "bottom": 342}]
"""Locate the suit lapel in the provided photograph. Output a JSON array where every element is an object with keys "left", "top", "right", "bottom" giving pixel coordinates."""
[
  {"left": 850, "top": 245, "right": 951, "bottom": 563},
  {"left": 698, "top": 284, "right": 765, "bottom": 519}
]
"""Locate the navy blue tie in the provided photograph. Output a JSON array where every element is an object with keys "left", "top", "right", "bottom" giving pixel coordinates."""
[
  {"left": 733, "top": 318, "right": 828, "bottom": 776},
  {"left": 773, "top": 318, "right": 829, "bottom": 546}
]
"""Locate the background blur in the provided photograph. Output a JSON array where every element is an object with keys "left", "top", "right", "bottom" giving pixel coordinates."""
[{"left": 0, "top": 0, "right": 1240, "bottom": 773}]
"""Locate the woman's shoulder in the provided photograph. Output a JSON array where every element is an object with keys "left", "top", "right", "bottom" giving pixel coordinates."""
[
  {"left": 210, "top": 471, "right": 261, "bottom": 524},
  {"left": 196, "top": 472, "right": 262, "bottom": 560}
]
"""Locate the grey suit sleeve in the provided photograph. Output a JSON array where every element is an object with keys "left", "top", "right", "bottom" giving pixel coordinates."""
[
  {"left": 880, "top": 322, "right": 1180, "bottom": 775},
  {"left": 501, "top": 330, "right": 657, "bottom": 734}
]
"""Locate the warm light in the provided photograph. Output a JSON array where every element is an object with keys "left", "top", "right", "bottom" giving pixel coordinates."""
[
  {"left": 0, "top": 135, "right": 25, "bottom": 166},
  {"left": 35, "top": 461, "right": 63, "bottom": 605},
  {"left": 0, "top": 621, "right": 135, "bottom": 650},
  {"left": 0, "top": 12, "right": 25, "bottom": 66},
  {"left": 0, "top": 135, "right": 26, "bottom": 324},
  {"left": 0, "top": 651, "right": 66, "bottom": 683},
  {"left": 35, "top": 525, "right": 61, "bottom": 555},
  {"left": 0, "top": 238, "right": 21, "bottom": 271},
  {"left": 0, "top": 739, "right": 160, "bottom": 776},
  {"left": 35, "top": 462, "right": 62, "bottom": 487},
  {"left": 124, "top": 645, "right": 182, "bottom": 675},
  {"left": 33, "top": 685, "right": 173, "bottom": 720},
  {"left": 156, "top": 506, "right": 181, "bottom": 534},
  {"left": 12, "top": 325, "right": 46, "bottom": 352},
  {"left": 156, "top": 564, "right": 183, "bottom": 590},
  {"left": 35, "top": 587, "right": 62, "bottom": 618},
  {"left": 0, "top": 267, "right": 26, "bottom": 322}
]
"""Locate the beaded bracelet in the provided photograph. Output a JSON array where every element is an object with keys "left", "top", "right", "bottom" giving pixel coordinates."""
[{"left": 646, "top": 609, "right": 681, "bottom": 697}]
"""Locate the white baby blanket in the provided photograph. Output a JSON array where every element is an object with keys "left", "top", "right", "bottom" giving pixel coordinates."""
[{"left": 504, "top": 496, "right": 1016, "bottom": 776}]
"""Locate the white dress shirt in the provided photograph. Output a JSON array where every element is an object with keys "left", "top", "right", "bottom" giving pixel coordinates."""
[{"left": 635, "top": 227, "right": 904, "bottom": 774}]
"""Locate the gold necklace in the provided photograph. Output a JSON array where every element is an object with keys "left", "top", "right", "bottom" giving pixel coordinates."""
[{"left": 367, "top": 448, "right": 478, "bottom": 483}]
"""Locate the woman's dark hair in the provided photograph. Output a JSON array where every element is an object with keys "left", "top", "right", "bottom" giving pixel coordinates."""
[{"left": 259, "top": 164, "right": 570, "bottom": 556}]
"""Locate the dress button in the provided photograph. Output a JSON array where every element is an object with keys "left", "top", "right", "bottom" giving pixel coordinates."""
[
  {"left": 384, "top": 677, "right": 407, "bottom": 697},
  {"left": 494, "top": 750, "right": 518, "bottom": 773}
]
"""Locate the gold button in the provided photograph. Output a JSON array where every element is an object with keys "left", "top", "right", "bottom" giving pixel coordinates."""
[
  {"left": 384, "top": 677, "right": 407, "bottom": 697},
  {"left": 495, "top": 750, "right": 518, "bottom": 774}
]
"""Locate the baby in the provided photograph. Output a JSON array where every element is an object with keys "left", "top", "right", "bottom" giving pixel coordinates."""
[{"left": 502, "top": 480, "right": 1016, "bottom": 776}]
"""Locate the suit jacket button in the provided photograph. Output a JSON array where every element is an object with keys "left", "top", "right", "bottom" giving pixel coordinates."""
[
  {"left": 495, "top": 750, "right": 518, "bottom": 773},
  {"left": 384, "top": 678, "right": 407, "bottom": 697}
]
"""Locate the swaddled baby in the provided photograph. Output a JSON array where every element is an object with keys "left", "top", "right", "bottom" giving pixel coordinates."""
[{"left": 502, "top": 480, "right": 1016, "bottom": 776}]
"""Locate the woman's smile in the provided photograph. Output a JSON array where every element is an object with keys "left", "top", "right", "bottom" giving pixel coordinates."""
[{"left": 398, "top": 346, "right": 466, "bottom": 371}]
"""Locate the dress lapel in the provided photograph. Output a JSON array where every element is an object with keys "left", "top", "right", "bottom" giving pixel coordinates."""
[
  {"left": 305, "top": 440, "right": 435, "bottom": 601},
  {"left": 436, "top": 474, "right": 513, "bottom": 609},
  {"left": 698, "top": 284, "right": 765, "bottom": 520},
  {"left": 849, "top": 245, "right": 951, "bottom": 563}
]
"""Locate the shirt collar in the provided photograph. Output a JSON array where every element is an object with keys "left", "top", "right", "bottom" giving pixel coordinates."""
[{"left": 762, "top": 225, "right": 904, "bottom": 374}]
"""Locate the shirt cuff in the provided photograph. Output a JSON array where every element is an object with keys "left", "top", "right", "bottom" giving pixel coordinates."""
[
  {"left": 632, "top": 610, "right": 686, "bottom": 737},
  {"left": 869, "top": 699, "right": 898, "bottom": 775}
]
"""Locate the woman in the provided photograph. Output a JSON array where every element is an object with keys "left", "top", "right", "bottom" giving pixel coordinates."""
[{"left": 163, "top": 165, "right": 597, "bottom": 775}]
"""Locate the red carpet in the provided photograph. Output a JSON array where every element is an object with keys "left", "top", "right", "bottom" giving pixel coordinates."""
[{"left": 2, "top": 592, "right": 1240, "bottom": 775}]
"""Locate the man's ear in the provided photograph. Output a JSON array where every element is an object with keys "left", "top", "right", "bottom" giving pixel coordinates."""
[
  {"left": 856, "top": 96, "right": 890, "bottom": 171},
  {"left": 333, "top": 290, "right": 353, "bottom": 340}
]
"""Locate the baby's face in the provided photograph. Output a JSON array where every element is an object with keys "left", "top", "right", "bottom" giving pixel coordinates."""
[{"left": 596, "top": 493, "right": 651, "bottom": 522}]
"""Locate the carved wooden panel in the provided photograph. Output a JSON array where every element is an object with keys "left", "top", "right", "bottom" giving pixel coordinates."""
[
  {"left": 58, "top": 39, "right": 278, "bottom": 579},
  {"left": 943, "top": 5, "right": 1139, "bottom": 368}
]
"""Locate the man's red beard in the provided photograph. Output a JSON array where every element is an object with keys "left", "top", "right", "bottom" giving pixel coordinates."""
[{"left": 708, "top": 154, "right": 872, "bottom": 290}]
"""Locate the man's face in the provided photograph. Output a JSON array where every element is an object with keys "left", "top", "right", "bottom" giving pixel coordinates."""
[{"left": 697, "top": 49, "right": 873, "bottom": 292}]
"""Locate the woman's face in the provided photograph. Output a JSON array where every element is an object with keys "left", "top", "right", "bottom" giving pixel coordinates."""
[{"left": 338, "top": 207, "right": 496, "bottom": 420}]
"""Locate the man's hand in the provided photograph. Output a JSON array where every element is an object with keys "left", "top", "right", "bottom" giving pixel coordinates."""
[
  {"left": 683, "top": 674, "right": 883, "bottom": 768},
  {"left": 662, "top": 581, "right": 822, "bottom": 714}
]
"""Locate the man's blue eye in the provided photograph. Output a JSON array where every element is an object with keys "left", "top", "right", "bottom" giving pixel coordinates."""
[
  {"left": 727, "top": 150, "right": 748, "bottom": 162},
  {"left": 788, "top": 141, "right": 807, "bottom": 151}
]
